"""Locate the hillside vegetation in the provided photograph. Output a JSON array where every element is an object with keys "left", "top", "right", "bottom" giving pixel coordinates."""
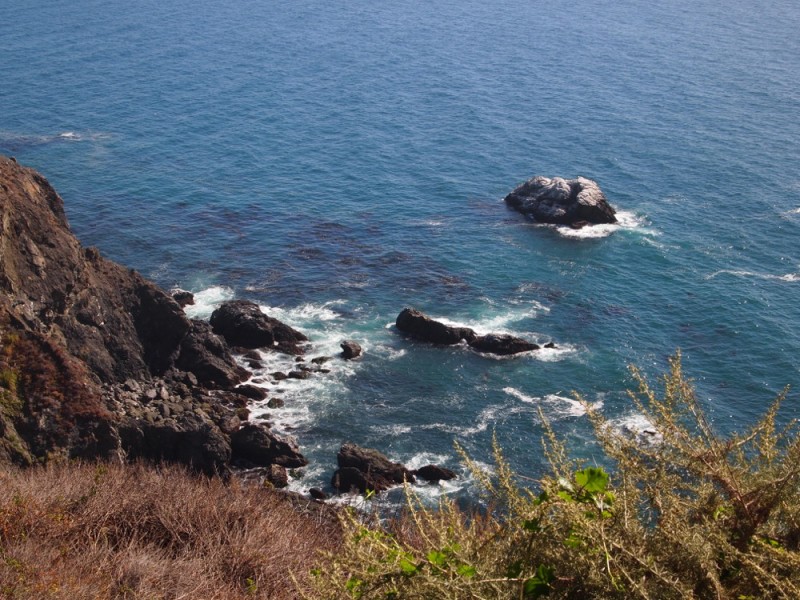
[{"left": 311, "top": 353, "right": 800, "bottom": 599}]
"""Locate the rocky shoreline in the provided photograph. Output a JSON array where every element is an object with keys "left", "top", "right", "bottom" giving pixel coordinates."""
[{"left": 0, "top": 156, "right": 460, "bottom": 499}]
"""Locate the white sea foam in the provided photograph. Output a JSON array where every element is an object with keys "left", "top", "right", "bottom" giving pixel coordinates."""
[
  {"left": 182, "top": 285, "right": 235, "bottom": 320},
  {"left": 503, "top": 387, "right": 603, "bottom": 417},
  {"left": 550, "top": 210, "right": 651, "bottom": 239},
  {"left": 610, "top": 413, "right": 662, "bottom": 445},
  {"left": 706, "top": 270, "right": 799, "bottom": 283}
]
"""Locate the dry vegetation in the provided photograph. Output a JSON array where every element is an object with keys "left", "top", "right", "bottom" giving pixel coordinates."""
[{"left": 0, "top": 462, "right": 341, "bottom": 599}]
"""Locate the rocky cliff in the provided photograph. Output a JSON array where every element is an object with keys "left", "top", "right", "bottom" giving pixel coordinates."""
[{"left": 0, "top": 156, "right": 302, "bottom": 475}]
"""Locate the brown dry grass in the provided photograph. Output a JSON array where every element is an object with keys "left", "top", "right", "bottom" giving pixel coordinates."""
[{"left": 0, "top": 461, "right": 341, "bottom": 599}]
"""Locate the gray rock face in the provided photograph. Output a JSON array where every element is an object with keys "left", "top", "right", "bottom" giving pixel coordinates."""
[{"left": 505, "top": 176, "right": 617, "bottom": 226}]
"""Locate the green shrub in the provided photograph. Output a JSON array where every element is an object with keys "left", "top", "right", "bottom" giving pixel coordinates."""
[{"left": 310, "top": 352, "right": 800, "bottom": 599}]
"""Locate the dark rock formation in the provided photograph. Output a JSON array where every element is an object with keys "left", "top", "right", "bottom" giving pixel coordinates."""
[
  {"left": 395, "top": 308, "right": 540, "bottom": 356},
  {"left": 395, "top": 308, "right": 476, "bottom": 345},
  {"left": 172, "top": 290, "right": 195, "bottom": 308},
  {"left": 0, "top": 156, "right": 294, "bottom": 474},
  {"left": 505, "top": 176, "right": 616, "bottom": 226},
  {"left": 340, "top": 340, "right": 362, "bottom": 360},
  {"left": 331, "top": 443, "right": 415, "bottom": 494},
  {"left": 210, "top": 300, "right": 308, "bottom": 355},
  {"left": 236, "top": 384, "right": 268, "bottom": 401},
  {"left": 175, "top": 320, "right": 249, "bottom": 388},
  {"left": 470, "top": 334, "right": 540, "bottom": 355},
  {"left": 230, "top": 423, "right": 307, "bottom": 469},
  {"left": 414, "top": 465, "right": 457, "bottom": 482},
  {"left": 309, "top": 488, "right": 327, "bottom": 501}
]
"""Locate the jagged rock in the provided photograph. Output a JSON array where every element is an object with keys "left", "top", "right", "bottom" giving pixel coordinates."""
[
  {"left": 331, "top": 443, "right": 415, "bottom": 494},
  {"left": 414, "top": 464, "right": 457, "bottom": 482},
  {"left": 505, "top": 176, "right": 617, "bottom": 226},
  {"left": 230, "top": 423, "right": 307, "bottom": 468},
  {"left": 0, "top": 157, "right": 257, "bottom": 471},
  {"left": 311, "top": 356, "right": 332, "bottom": 365},
  {"left": 176, "top": 320, "right": 248, "bottom": 388},
  {"left": 118, "top": 411, "right": 232, "bottom": 476},
  {"left": 287, "top": 369, "right": 311, "bottom": 380},
  {"left": 395, "top": 308, "right": 476, "bottom": 345},
  {"left": 172, "top": 290, "right": 195, "bottom": 307},
  {"left": 340, "top": 340, "right": 362, "bottom": 360},
  {"left": 267, "top": 397, "right": 285, "bottom": 409},
  {"left": 210, "top": 300, "right": 308, "bottom": 354},
  {"left": 470, "top": 334, "right": 539, "bottom": 355}
]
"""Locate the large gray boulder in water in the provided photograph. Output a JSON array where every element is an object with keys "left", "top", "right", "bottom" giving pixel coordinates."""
[{"left": 505, "top": 176, "right": 616, "bottom": 227}]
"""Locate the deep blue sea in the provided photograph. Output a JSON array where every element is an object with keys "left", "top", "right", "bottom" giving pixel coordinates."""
[{"left": 2, "top": 0, "right": 799, "bottom": 501}]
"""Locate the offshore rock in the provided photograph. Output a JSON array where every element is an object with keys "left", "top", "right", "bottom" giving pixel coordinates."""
[
  {"left": 210, "top": 300, "right": 308, "bottom": 355},
  {"left": 414, "top": 464, "right": 457, "bottom": 482},
  {"left": 470, "top": 333, "right": 540, "bottom": 355},
  {"left": 505, "top": 176, "right": 616, "bottom": 226},
  {"left": 395, "top": 308, "right": 476, "bottom": 345},
  {"left": 331, "top": 443, "right": 415, "bottom": 494},
  {"left": 395, "top": 308, "right": 539, "bottom": 356}
]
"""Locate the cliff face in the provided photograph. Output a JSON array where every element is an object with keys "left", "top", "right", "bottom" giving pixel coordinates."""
[
  {"left": 0, "top": 157, "right": 189, "bottom": 383},
  {"left": 0, "top": 157, "right": 296, "bottom": 474}
]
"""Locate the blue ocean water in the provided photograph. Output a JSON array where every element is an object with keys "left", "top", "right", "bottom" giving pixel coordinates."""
[{"left": 2, "top": 0, "right": 799, "bottom": 499}]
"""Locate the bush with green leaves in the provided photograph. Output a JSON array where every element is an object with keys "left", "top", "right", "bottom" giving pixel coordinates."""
[{"left": 309, "top": 352, "right": 800, "bottom": 599}]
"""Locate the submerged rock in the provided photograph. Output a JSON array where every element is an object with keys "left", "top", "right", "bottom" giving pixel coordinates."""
[{"left": 505, "top": 176, "right": 616, "bottom": 226}]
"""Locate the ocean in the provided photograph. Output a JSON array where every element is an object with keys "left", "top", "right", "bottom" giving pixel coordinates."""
[{"left": 2, "top": 0, "right": 799, "bottom": 502}]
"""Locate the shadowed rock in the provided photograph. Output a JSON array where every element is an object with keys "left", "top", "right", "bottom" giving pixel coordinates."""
[
  {"left": 331, "top": 443, "right": 415, "bottom": 494},
  {"left": 395, "top": 308, "right": 540, "bottom": 356},
  {"left": 395, "top": 308, "right": 476, "bottom": 345},
  {"left": 340, "top": 340, "right": 362, "bottom": 360},
  {"left": 210, "top": 300, "right": 308, "bottom": 355},
  {"left": 505, "top": 176, "right": 616, "bottom": 226},
  {"left": 470, "top": 333, "right": 540, "bottom": 355},
  {"left": 414, "top": 464, "right": 457, "bottom": 482},
  {"left": 230, "top": 423, "right": 307, "bottom": 468}
]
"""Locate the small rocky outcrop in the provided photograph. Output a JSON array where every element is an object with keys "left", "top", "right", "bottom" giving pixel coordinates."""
[
  {"left": 230, "top": 423, "right": 308, "bottom": 469},
  {"left": 331, "top": 443, "right": 415, "bottom": 494},
  {"left": 505, "top": 176, "right": 616, "bottom": 227},
  {"left": 340, "top": 340, "right": 362, "bottom": 360},
  {"left": 176, "top": 320, "right": 249, "bottom": 388},
  {"left": 210, "top": 300, "right": 308, "bottom": 355},
  {"left": 414, "top": 464, "right": 457, "bottom": 482},
  {"left": 395, "top": 308, "right": 540, "bottom": 356},
  {"left": 395, "top": 308, "right": 476, "bottom": 345}
]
